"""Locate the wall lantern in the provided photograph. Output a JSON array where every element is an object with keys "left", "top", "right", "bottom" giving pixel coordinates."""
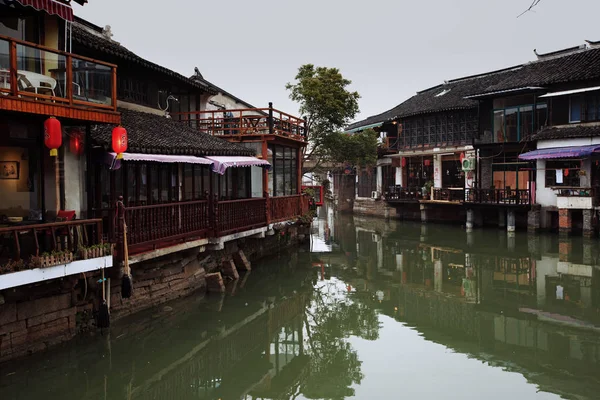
[
  {"left": 424, "top": 159, "right": 431, "bottom": 167},
  {"left": 44, "top": 117, "right": 62, "bottom": 157},
  {"left": 112, "top": 126, "right": 128, "bottom": 159},
  {"left": 401, "top": 157, "right": 407, "bottom": 167},
  {"left": 69, "top": 129, "right": 84, "bottom": 156}
]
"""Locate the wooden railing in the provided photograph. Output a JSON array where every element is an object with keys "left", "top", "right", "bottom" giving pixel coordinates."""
[
  {"left": 0, "top": 34, "right": 117, "bottom": 111},
  {"left": 172, "top": 103, "right": 306, "bottom": 141},
  {"left": 385, "top": 186, "right": 421, "bottom": 201},
  {"left": 432, "top": 188, "right": 465, "bottom": 202},
  {"left": 270, "top": 195, "right": 304, "bottom": 223},
  {"left": 121, "top": 200, "right": 210, "bottom": 253},
  {"left": 0, "top": 219, "right": 103, "bottom": 265},
  {"left": 465, "top": 189, "right": 531, "bottom": 206},
  {"left": 215, "top": 198, "right": 268, "bottom": 236}
]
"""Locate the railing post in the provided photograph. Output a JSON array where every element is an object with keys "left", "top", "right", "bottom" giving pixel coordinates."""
[
  {"left": 112, "top": 66, "right": 117, "bottom": 111},
  {"left": 211, "top": 193, "right": 219, "bottom": 237},
  {"left": 265, "top": 191, "right": 271, "bottom": 225},
  {"left": 268, "top": 102, "right": 274, "bottom": 135},
  {"left": 9, "top": 40, "right": 18, "bottom": 97},
  {"left": 66, "top": 54, "right": 73, "bottom": 105}
]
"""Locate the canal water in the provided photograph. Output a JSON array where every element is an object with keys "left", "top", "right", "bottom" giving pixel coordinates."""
[{"left": 2, "top": 206, "right": 600, "bottom": 399}]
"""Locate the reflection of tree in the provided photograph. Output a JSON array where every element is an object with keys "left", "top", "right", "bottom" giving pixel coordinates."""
[{"left": 300, "top": 278, "right": 381, "bottom": 399}]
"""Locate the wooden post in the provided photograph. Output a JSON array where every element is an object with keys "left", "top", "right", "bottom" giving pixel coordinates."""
[
  {"left": 268, "top": 102, "right": 274, "bottom": 135},
  {"left": 212, "top": 193, "right": 219, "bottom": 237},
  {"left": 265, "top": 191, "right": 271, "bottom": 225},
  {"left": 262, "top": 139, "right": 269, "bottom": 196},
  {"left": 55, "top": 154, "right": 60, "bottom": 215},
  {"left": 66, "top": 55, "right": 73, "bottom": 105},
  {"left": 9, "top": 40, "right": 17, "bottom": 97},
  {"left": 221, "top": 260, "right": 239, "bottom": 280},
  {"left": 233, "top": 249, "right": 251, "bottom": 271},
  {"left": 206, "top": 272, "right": 225, "bottom": 293}
]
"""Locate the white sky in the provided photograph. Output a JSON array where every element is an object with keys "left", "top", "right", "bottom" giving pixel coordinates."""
[{"left": 74, "top": 0, "right": 600, "bottom": 123}]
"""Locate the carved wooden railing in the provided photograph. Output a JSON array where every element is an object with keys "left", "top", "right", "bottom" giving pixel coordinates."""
[
  {"left": 215, "top": 198, "right": 268, "bottom": 236},
  {"left": 121, "top": 199, "right": 210, "bottom": 253},
  {"left": 465, "top": 189, "right": 531, "bottom": 206},
  {"left": 0, "top": 34, "right": 117, "bottom": 111},
  {"left": 432, "top": 188, "right": 465, "bottom": 202},
  {"left": 172, "top": 103, "right": 307, "bottom": 141},
  {"left": 0, "top": 219, "right": 103, "bottom": 264},
  {"left": 270, "top": 195, "right": 304, "bottom": 223},
  {"left": 385, "top": 185, "right": 421, "bottom": 201}
]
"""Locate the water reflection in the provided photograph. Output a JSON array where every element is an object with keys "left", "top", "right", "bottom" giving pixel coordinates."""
[{"left": 2, "top": 206, "right": 600, "bottom": 399}]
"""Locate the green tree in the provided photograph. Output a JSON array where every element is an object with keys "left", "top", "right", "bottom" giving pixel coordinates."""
[
  {"left": 324, "top": 128, "right": 379, "bottom": 169},
  {"left": 286, "top": 64, "right": 360, "bottom": 168}
]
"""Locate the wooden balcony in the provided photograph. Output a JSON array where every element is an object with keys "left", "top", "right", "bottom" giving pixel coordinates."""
[
  {"left": 113, "top": 194, "right": 310, "bottom": 256},
  {"left": 385, "top": 186, "right": 422, "bottom": 202},
  {"left": 172, "top": 104, "right": 307, "bottom": 143},
  {"left": 0, "top": 219, "right": 108, "bottom": 286},
  {"left": 465, "top": 188, "right": 531, "bottom": 207},
  {"left": 0, "top": 34, "right": 120, "bottom": 124}
]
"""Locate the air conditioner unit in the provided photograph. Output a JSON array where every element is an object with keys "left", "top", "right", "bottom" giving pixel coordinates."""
[
  {"left": 371, "top": 191, "right": 380, "bottom": 199},
  {"left": 462, "top": 158, "right": 475, "bottom": 171}
]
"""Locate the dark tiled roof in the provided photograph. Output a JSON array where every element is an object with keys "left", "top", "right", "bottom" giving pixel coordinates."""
[
  {"left": 474, "top": 47, "right": 600, "bottom": 96},
  {"left": 71, "top": 22, "right": 217, "bottom": 95},
  {"left": 90, "top": 108, "right": 255, "bottom": 156},
  {"left": 347, "top": 68, "right": 514, "bottom": 130},
  {"left": 531, "top": 124, "right": 600, "bottom": 141}
]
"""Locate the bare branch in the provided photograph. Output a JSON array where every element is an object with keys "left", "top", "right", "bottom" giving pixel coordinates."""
[{"left": 518, "top": 0, "right": 542, "bottom": 18}]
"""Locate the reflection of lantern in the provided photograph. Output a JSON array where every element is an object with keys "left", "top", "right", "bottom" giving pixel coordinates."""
[
  {"left": 401, "top": 157, "right": 407, "bottom": 167},
  {"left": 424, "top": 159, "right": 431, "bottom": 167},
  {"left": 69, "top": 129, "right": 83, "bottom": 155},
  {"left": 44, "top": 117, "right": 62, "bottom": 156},
  {"left": 112, "top": 126, "right": 128, "bottom": 159}
]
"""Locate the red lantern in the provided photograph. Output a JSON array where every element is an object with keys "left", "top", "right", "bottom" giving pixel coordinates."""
[
  {"left": 424, "top": 159, "right": 431, "bottom": 167},
  {"left": 69, "top": 129, "right": 84, "bottom": 156},
  {"left": 564, "top": 169, "right": 569, "bottom": 177},
  {"left": 112, "top": 126, "right": 128, "bottom": 159},
  {"left": 44, "top": 117, "right": 62, "bottom": 157},
  {"left": 401, "top": 157, "right": 407, "bottom": 167},
  {"left": 460, "top": 152, "right": 466, "bottom": 163}
]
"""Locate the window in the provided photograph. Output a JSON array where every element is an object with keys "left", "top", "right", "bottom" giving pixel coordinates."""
[
  {"left": 269, "top": 145, "right": 299, "bottom": 196},
  {"left": 570, "top": 96, "right": 582, "bottom": 123},
  {"left": 545, "top": 160, "right": 581, "bottom": 187},
  {"left": 493, "top": 104, "right": 547, "bottom": 142}
]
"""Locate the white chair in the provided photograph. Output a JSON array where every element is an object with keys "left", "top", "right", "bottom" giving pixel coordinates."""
[{"left": 18, "top": 70, "right": 57, "bottom": 96}]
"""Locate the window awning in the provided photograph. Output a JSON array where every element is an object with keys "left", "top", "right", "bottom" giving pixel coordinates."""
[
  {"left": 204, "top": 156, "right": 271, "bottom": 175},
  {"left": 538, "top": 86, "right": 600, "bottom": 98},
  {"left": 11, "top": 0, "right": 74, "bottom": 21},
  {"left": 518, "top": 145, "right": 600, "bottom": 160},
  {"left": 109, "top": 152, "right": 213, "bottom": 164}
]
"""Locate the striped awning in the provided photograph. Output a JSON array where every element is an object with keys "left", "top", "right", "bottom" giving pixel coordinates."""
[
  {"left": 10, "top": 0, "right": 74, "bottom": 21},
  {"left": 518, "top": 144, "right": 600, "bottom": 160}
]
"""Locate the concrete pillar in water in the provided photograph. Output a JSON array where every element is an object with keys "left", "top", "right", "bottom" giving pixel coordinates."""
[
  {"left": 420, "top": 224, "right": 428, "bottom": 242},
  {"left": 466, "top": 209, "right": 475, "bottom": 231},
  {"left": 474, "top": 209, "right": 483, "bottom": 228},
  {"left": 206, "top": 272, "right": 225, "bottom": 293},
  {"left": 498, "top": 209, "right": 506, "bottom": 229},
  {"left": 583, "top": 209, "right": 594, "bottom": 237},
  {"left": 221, "top": 260, "right": 239, "bottom": 280},
  {"left": 507, "top": 232, "right": 516, "bottom": 251},
  {"left": 420, "top": 204, "right": 428, "bottom": 223},
  {"left": 527, "top": 234, "right": 540, "bottom": 257},
  {"left": 558, "top": 209, "right": 572, "bottom": 234},
  {"left": 466, "top": 230, "right": 474, "bottom": 247},
  {"left": 583, "top": 238, "right": 594, "bottom": 265},
  {"left": 507, "top": 209, "right": 516, "bottom": 232},
  {"left": 527, "top": 205, "right": 541, "bottom": 233},
  {"left": 434, "top": 259, "right": 443, "bottom": 292}
]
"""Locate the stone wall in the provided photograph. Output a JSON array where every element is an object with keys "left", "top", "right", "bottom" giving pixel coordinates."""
[
  {"left": 0, "top": 223, "right": 308, "bottom": 363},
  {"left": 353, "top": 198, "right": 397, "bottom": 219}
]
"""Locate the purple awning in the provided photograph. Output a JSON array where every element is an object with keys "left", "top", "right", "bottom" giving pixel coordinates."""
[
  {"left": 10, "top": 0, "right": 74, "bottom": 21},
  {"left": 204, "top": 156, "right": 271, "bottom": 175},
  {"left": 106, "top": 152, "right": 212, "bottom": 170},
  {"left": 518, "top": 145, "right": 600, "bottom": 160}
]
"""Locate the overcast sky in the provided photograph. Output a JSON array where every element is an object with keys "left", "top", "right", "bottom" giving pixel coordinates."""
[{"left": 75, "top": 0, "right": 600, "bottom": 124}]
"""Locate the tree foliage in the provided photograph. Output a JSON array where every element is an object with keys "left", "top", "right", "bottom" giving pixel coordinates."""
[
  {"left": 324, "top": 129, "right": 379, "bottom": 169},
  {"left": 286, "top": 64, "right": 360, "bottom": 164}
]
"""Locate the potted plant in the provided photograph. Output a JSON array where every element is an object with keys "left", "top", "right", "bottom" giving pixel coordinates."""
[{"left": 422, "top": 180, "right": 434, "bottom": 200}]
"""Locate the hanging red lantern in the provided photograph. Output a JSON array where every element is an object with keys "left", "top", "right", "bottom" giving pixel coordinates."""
[
  {"left": 401, "top": 157, "right": 407, "bottom": 167},
  {"left": 69, "top": 129, "right": 84, "bottom": 155},
  {"left": 44, "top": 117, "right": 62, "bottom": 157},
  {"left": 564, "top": 169, "right": 569, "bottom": 177},
  {"left": 112, "top": 126, "right": 128, "bottom": 159},
  {"left": 460, "top": 152, "right": 466, "bottom": 163},
  {"left": 424, "top": 159, "right": 431, "bottom": 167}
]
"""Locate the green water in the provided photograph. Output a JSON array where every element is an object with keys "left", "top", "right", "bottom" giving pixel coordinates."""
[{"left": 2, "top": 206, "right": 600, "bottom": 399}]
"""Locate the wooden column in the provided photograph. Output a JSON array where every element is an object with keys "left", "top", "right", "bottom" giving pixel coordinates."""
[{"left": 262, "top": 138, "right": 269, "bottom": 196}]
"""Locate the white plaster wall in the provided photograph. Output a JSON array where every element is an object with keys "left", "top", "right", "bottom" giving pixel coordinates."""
[
  {"left": 395, "top": 167, "right": 403, "bottom": 186},
  {"left": 250, "top": 166, "right": 263, "bottom": 198},
  {"left": 376, "top": 166, "right": 383, "bottom": 194},
  {"left": 536, "top": 159, "right": 556, "bottom": 207},
  {"left": 63, "top": 151, "right": 86, "bottom": 217},
  {"left": 433, "top": 156, "right": 442, "bottom": 189}
]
